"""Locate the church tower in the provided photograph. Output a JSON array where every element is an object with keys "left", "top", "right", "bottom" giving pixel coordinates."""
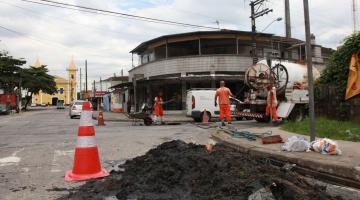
[
  {"left": 67, "top": 58, "right": 77, "bottom": 104},
  {"left": 32, "top": 57, "right": 42, "bottom": 68}
]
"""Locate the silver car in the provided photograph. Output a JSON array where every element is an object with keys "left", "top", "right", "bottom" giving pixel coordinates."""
[{"left": 69, "top": 100, "right": 90, "bottom": 119}]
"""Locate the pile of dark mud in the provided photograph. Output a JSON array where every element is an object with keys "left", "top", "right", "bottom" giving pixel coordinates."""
[{"left": 61, "top": 140, "right": 339, "bottom": 200}]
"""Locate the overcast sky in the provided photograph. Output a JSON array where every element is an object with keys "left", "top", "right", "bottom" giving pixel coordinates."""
[{"left": 0, "top": 0, "right": 358, "bottom": 86}]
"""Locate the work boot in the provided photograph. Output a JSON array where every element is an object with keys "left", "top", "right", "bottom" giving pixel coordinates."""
[{"left": 221, "top": 121, "right": 226, "bottom": 126}]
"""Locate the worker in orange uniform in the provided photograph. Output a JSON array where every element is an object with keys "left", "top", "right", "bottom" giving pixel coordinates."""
[
  {"left": 214, "top": 81, "right": 234, "bottom": 126},
  {"left": 153, "top": 92, "right": 164, "bottom": 124},
  {"left": 265, "top": 84, "right": 279, "bottom": 122}
]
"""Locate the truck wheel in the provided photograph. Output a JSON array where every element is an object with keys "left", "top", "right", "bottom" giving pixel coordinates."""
[
  {"left": 200, "top": 111, "right": 211, "bottom": 122},
  {"left": 236, "top": 117, "right": 243, "bottom": 121},
  {"left": 255, "top": 116, "right": 270, "bottom": 123},
  {"left": 193, "top": 118, "right": 201, "bottom": 122},
  {"left": 144, "top": 117, "right": 153, "bottom": 126},
  {"left": 288, "top": 107, "right": 304, "bottom": 122}
]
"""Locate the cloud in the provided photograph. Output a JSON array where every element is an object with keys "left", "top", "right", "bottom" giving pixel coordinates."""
[{"left": 0, "top": 0, "right": 357, "bottom": 88}]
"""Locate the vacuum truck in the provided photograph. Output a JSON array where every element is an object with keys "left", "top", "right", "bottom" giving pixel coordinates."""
[{"left": 237, "top": 60, "right": 320, "bottom": 122}]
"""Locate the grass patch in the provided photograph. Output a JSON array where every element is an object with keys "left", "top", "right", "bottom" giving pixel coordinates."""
[{"left": 281, "top": 117, "right": 360, "bottom": 142}]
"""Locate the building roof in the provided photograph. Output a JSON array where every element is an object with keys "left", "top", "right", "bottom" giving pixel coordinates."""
[
  {"left": 54, "top": 75, "right": 68, "bottom": 83},
  {"left": 130, "top": 30, "right": 273, "bottom": 54},
  {"left": 104, "top": 76, "right": 129, "bottom": 82},
  {"left": 110, "top": 82, "right": 132, "bottom": 89}
]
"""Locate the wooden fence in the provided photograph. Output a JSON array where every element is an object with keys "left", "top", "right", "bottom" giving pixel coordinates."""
[{"left": 315, "top": 85, "right": 360, "bottom": 122}]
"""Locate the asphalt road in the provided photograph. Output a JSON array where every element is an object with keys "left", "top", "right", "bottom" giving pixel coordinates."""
[{"left": 0, "top": 108, "right": 259, "bottom": 199}]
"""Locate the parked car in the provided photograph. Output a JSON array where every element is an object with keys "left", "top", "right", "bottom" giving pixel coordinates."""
[
  {"left": 56, "top": 100, "right": 65, "bottom": 109},
  {"left": 69, "top": 100, "right": 91, "bottom": 119},
  {"left": 186, "top": 89, "right": 241, "bottom": 122},
  {"left": 0, "top": 103, "right": 8, "bottom": 114}
]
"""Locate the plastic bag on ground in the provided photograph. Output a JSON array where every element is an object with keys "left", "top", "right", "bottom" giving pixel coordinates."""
[
  {"left": 248, "top": 187, "right": 275, "bottom": 200},
  {"left": 310, "top": 138, "right": 342, "bottom": 155},
  {"left": 281, "top": 136, "right": 310, "bottom": 152}
]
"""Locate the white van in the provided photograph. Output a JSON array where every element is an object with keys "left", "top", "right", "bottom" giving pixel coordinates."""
[{"left": 186, "top": 89, "right": 241, "bottom": 122}]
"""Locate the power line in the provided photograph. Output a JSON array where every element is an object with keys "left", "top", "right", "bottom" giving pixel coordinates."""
[
  {"left": 0, "top": 24, "right": 66, "bottom": 49},
  {"left": 20, "top": 0, "right": 220, "bottom": 30},
  {"left": 0, "top": 23, "right": 132, "bottom": 61},
  {"left": 0, "top": 0, "right": 146, "bottom": 38}
]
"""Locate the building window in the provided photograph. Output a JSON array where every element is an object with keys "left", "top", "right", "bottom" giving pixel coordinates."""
[
  {"left": 71, "top": 74, "right": 74, "bottom": 80},
  {"left": 59, "top": 88, "right": 64, "bottom": 94}
]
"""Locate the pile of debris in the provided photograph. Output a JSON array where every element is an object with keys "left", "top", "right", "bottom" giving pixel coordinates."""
[{"left": 61, "top": 140, "right": 339, "bottom": 200}]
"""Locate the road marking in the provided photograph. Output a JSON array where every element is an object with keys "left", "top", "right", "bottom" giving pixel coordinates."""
[
  {"left": 0, "top": 148, "right": 24, "bottom": 167},
  {"left": 51, "top": 150, "right": 73, "bottom": 173}
]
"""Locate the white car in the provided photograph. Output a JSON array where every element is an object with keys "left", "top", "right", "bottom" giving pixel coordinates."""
[
  {"left": 186, "top": 89, "right": 241, "bottom": 122},
  {"left": 69, "top": 100, "right": 91, "bottom": 119}
]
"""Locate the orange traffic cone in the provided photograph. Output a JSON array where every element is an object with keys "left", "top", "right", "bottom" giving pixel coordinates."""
[
  {"left": 202, "top": 109, "right": 209, "bottom": 123},
  {"left": 98, "top": 111, "right": 105, "bottom": 126},
  {"left": 65, "top": 101, "right": 109, "bottom": 181}
]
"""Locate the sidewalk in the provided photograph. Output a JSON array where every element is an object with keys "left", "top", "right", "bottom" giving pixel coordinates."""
[
  {"left": 92, "top": 111, "right": 193, "bottom": 123},
  {"left": 211, "top": 126, "right": 360, "bottom": 184}
]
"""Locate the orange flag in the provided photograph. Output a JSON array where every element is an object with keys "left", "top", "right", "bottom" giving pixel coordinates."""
[{"left": 345, "top": 54, "right": 360, "bottom": 100}]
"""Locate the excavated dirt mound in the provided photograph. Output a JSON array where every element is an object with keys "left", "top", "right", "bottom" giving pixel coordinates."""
[{"left": 60, "top": 140, "right": 339, "bottom": 200}]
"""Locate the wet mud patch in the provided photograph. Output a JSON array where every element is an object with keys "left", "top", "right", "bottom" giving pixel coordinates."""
[{"left": 59, "top": 140, "right": 339, "bottom": 200}]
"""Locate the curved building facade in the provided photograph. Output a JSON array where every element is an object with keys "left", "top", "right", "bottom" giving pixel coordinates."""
[{"left": 128, "top": 30, "right": 331, "bottom": 110}]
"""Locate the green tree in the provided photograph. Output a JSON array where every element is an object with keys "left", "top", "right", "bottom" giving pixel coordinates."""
[
  {"left": 315, "top": 32, "right": 360, "bottom": 119},
  {"left": 0, "top": 51, "right": 26, "bottom": 93},
  {"left": 21, "top": 65, "right": 57, "bottom": 110},
  {"left": 317, "top": 32, "right": 360, "bottom": 99}
]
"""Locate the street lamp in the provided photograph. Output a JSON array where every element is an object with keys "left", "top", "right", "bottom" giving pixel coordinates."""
[
  {"left": 252, "top": 17, "right": 283, "bottom": 64},
  {"left": 261, "top": 17, "right": 283, "bottom": 33}
]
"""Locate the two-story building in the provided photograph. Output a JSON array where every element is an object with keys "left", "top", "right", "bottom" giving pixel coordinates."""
[{"left": 125, "top": 30, "right": 332, "bottom": 111}]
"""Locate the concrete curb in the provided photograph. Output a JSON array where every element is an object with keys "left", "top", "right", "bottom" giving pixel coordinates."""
[
  {"left": 92, "top": 113, "right": 193, "bottom": 123},
  {"left": 92, "top": 115, "right": 133, "bottom": 122},
  {"left": 211, "top": 131, "right": 360, "bottom": 185}
]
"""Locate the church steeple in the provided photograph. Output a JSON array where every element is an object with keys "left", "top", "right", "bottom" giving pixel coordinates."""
[
  {"left": 67, "top": 57, "right": 77, "bottom": 103},
  {"left": 67, "top": 56, "right": 76, "bottom": 71},
  {"left": 32, "top": 57, "right": 41, "bottom": 68}
]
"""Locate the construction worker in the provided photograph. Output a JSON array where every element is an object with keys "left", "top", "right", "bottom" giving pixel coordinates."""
[
  {"left": 265, "top": 84, "right": 279, "bottom": 122},
  {"left": 153, "top": 92, "right": 164, "bottom": 124},
  {"left": 214, "top": 81, "right": 234, "bottom": 126}
]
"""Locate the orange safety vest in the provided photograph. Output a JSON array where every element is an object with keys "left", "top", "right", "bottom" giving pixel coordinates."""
[
  {"left": 215, "top": 87, "right": 231, "bottom": 105},
  {"left": 154, "top": 96, "right": 163, "bottom": 116}
]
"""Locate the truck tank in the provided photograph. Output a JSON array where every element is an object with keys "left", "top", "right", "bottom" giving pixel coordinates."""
[{"left": 244, "top": 60, "right": 320, "bottom": 99}]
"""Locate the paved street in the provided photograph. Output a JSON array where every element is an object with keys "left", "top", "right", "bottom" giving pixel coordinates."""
[{"left": 0, "top": 108, "right": 223, "bottom": 200}]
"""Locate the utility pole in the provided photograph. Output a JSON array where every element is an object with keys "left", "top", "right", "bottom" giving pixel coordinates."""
[
  {"left": 93, "top": 80, "right": 96, "bottom": 97},
  {"left": 85, "top": 60, "right": 88, "bottom": 94},
  {"left": 100, "top": 77, "right": 102, "bottom": 111},
  {"left": 284, "top": 0, "right": 291, "bottom": 38},
  {"left": 17, "top": 70, "right": 22, "bottom": 113},
  {"left": 353, "top": 0, "right": 358, "bottom": 32},
  {"left": 79, "top": 67, "right": 82, "bottom": 99},
  {"left": 303, "top": 0, "right": 316, "bottom": 141},
  {"left": 100, "top": 77, "right": 102, "bottom": 92},
  {"left": 250, "top": 0, "right": 273, "bottom": 64}
]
